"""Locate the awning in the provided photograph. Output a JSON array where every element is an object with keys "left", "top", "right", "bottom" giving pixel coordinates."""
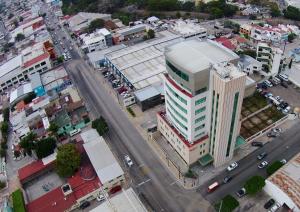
[
  {"left": 235, "top": 135, "right": 246, "bottom": 149},
  {"left": 198, "top": 154, "right": 213, "bottom": 166}
]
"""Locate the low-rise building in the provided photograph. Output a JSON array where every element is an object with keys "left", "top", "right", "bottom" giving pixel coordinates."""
[
  {"left": 80, "top": 28, "right": 112, "bottom": 53},
  {"left": 113, "top": 24, "right": 146, "bottom": 43},
  {"left": 264, "top": 153, "right": 300, "bottom": 212},
  {"left": 256, "top": 42, "right": 283, "bottom": 76},
  {"left": 170, "top": 19, "right": 207, "bottom": 39},
  {"left": 239, "top": 55, "right": 262, "bottom": 75},
  {"left": 81, "top": 129, "right": 125, "bottom": 191}
]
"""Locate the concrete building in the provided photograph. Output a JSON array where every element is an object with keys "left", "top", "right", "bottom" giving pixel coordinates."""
[
  {"left": 256, "top": 42, "right": 283, "bottom": 76},
  {"left": 80, "top": 28, "right": 112, "bottom": 53},
  {"left": 0, "top": 42, "right": 52, "bottom": 93},
  {"left": 157, "top": 39, "right": 246, "bottom": 167},
  {"left": 238, "top": 55, "right": 262, "bottom": 75},
  {"left": 81, "top": 129, "right": 125, "bottom": 191},
  {"left": 113, "top": 24, "right": 147, "bottom": 43},
  {"left": 264, "top": 153, "right": 300, "bottom": 212},
  {"left": 170, "top": 20, "right": 207, "bottom": 39}
]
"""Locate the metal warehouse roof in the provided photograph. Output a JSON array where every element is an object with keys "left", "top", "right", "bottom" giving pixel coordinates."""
[{"left": 134, "top": 85, "right": 160, "bottom": 102}]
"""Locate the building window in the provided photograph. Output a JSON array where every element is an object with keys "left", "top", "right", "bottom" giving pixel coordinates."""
[
  {"left": 40, "top": 61, "right": 46, "bottom": 66},
  {"left": 195, "top": 124, "right": 205, "bottom": 131},
  {"left": 35, "top": 64, "right": 40, "bottom": 68},
  {"left": 166, "top": 92, "right": 187, "bottom": 114},
  {"left": 167, "top": 108, "right": 188, "bottom": 131},
  {"left": 195, "top": 87, "right": 207, "bottom": 95},
  {"left": 195, "top": 106, "right": 206, "bottom": 115},
  {"left": 195, "top": 115, "right": 205, "bottom": 124},
  {"left": 166, "top": 83, "right": 187, "bottom": 105},
  {"left": 166, "top": 60, "right": 189, "bottom": 82},
  {"left": 195, "top": 97, "right": 206, "bottom": 105},
  {"left": 226, "top": 92, "right": 239, "bottom": 157},
  {"left": 29, "top": 67, "right": 34, "bottom": 71},
  {"left": 167, "top": 100, "right": 187, "bottom": 123}
]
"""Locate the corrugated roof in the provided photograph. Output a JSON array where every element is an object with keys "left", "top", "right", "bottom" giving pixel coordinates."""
[
  {"left": 81, "top": 129, "right": 124, "bottom": 184},
  {"left": 0, "top": 55, "right": 22, "bottom": 78},
  {"left": 134, "top": 86, "right": 160, "bottom": 102}
]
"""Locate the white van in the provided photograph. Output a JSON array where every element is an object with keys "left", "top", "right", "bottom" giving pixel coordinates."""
[
  {"left": 264, "top": 80, "right": 273, "bottom": 87},
  {"left": 69, "top": 128, "right": 81, "bottom": 136}
]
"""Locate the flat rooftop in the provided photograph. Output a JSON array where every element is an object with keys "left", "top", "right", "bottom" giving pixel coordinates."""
[
  {"left": 268, "top": 153, "right": 300, "bottom": 209},
  {"left": 90, "top": 188, "right": 147, "bottom": 212},
  {"left": 81, "top": 129, "right": 124, "bottom": 185},
  {"left": 105, "top": 32, "right": 183, "bottom": 89},
  {"left": 165, "top": 39, "right": 239, "bottom": 74},
  {"left": 40, "top": 66, "right": 69, "bottom": 91},
  {"left": 0, "top": 55, "right": 22, "bottom": 78}
]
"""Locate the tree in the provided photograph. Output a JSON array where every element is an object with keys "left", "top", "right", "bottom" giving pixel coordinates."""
[
  {"left": 284, "top": 6, "right": 300, "bottom": 21},
  {"left": 88, "top": 18, "right": 105, "bottom": 33},
  {"left": 23, "top": 92, "right": 36, "bottom": 104},
  {"left": 1, "top": 122, "right": 9, "bottom": 140},
  {"left": 57, "top": 56, "right": 64, "bottom": 63},
  {"left": 147, "top": 0, "right": 180, "bottom": 11},
  {"left": 244, "top": 176, "right": 265, "bottom": 195},
  {"left": 147, "top": 29, "right": 155, "bottom": 39},
  {"left": 14, "top": 150, "right": 21, "bottom": 158},
  {"left": 55, "top": 144, "right": 81, "bottom": 177},
  {"left": 19, "top": 132, "right": 36, "bottom": 156},
  {"left": 215, "top": 195, "right": 239, "bottom": 212},
  {"left": 270, "top": 3, "right": 281, "bottom": 17},
  {"left": 288, "top": 33, "right": 296, "bottom": 43},
  {"left": 35, "top": 137, "right": 57, "bottom": 159},
  {"left": 175, "top": 11, "right": 181, "bottom": 18},
  {"left": 289, "top": 59, "right": 293, "bottom": 69},
  {"left": 19, "top": 16, "right": 23, "bottom": 22},
  {"left": 92, "top": 117, "right": 109, "bottom": 136},
  {"left": 48, "top": 122, "right": 59, "bottom": 136},
  {"left": 15, "top": 33, "right": 25, "bottom": 42},
  {"left": 13, "top": 19, "right": 19, "bottom": 27},
  {"left": 3, "top": 107, "right": 9, "bottom": 122},
  {"left": 267, "top": 161, "right": 284, "bottom": 176},
  {"left": 0, "top": 149, "right": 5, "bottom": 157},
  {"left": 181, "top": 1, "right": 195, "bottom": 11}
]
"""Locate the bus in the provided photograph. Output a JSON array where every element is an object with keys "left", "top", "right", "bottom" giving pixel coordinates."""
[{"left": 207, "top": 182, "right": 219, "bottom": 193}]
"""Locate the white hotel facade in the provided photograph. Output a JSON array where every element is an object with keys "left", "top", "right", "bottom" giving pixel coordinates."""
[{"left": 157, "top": 39, "right": 246, "bottom": 167}]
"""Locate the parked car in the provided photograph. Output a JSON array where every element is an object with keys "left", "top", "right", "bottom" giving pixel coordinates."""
[
  {"left": 79, "top": 201, "right": 90, "bottom": 209},
  {"left": 272, "top": 128, "right": 282, "bottom": 133},
  {"left": 258, "top": 161, "right": 268, "bottom": 169},
  {"left": 267, "top": 132, "right": 278, "bottom": 138},
  {"left": 227, "top": 162, "right": 238, "bottom": 171},
  {"left": 283, "top": 106, "right": 291, "bottom": 114},
  {"left": 251, "top": 141, "right": 263, "bottom": 147},
  {"left": 118, "top": 87, "right": 127, "bottom": 94},
  {"left": 223, "top": 176, "right": 232, "bottom": 184},
  {"left": 278, "top": 73, "right": 289, "bottom": 82},
  {"left": 257, "top": 152, "right": 267, "bottom": 160},
  {"left": 263, "top": 80, "right": 273, "bottom": 87},
  {"left": 280, "top": 159, "right": 287, "bottom": 164},
  {"left": 272, "top": 77, "right": 281, "bottom": 85},
  {"left": 275, "top": 96, "right": 282, "bottom": 102},
  {"left": 235, "top": 188, "right": 246, "bottom": 198},
  {"left": 124, "top": 155, "right": 133, "bottom": 167},
  {"left": 264, "top": 199, "right": 275, "bottom": 209},
  {"left": 264, "top": 93, "right": 273, "bottom": 98},
  {"left": 96, "top": 194, "right": 105, "bottom": 202},
  {"left": 268, "top": 203, "right": 281, "bottom": 212}
]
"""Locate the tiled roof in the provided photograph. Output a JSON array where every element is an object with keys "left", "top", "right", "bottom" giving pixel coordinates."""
[
  {"left": 23, "top": 52, "right": 49, "bottom": 68},
  {"left": 18, "top": 160, "right": 53, "bottom": 183}
]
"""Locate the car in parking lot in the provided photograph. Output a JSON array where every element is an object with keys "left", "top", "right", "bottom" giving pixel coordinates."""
[
  {"left": 272, "top": 128, "right": 282, "bottom": 133},
  {"left": 258, "top": 161, "right": 268, "bottom": 169},
  {"left": 263, "top": 80, "right": 273, "bottom": 87},
  {"left": 278, "top": 73, "right": 289, "bottom": 82},
  {"left": 280, "top": 159, "right": 287, "bottom": 164},
  {"left": 223, "top": 176, "right": 232, "bottom": 184},
  {"left": 264, "top": 92, "right": 273, "bottom": 98},
  {"left": 264, "top": 199, "right": 275, "bottom": 209},
  {"left": 251, "top": 141, "right": 263, "bottom": 147},
  {"left": 283, "top": 106, "right": 291, "bottom": 114},
  {"left": 280, "top": 81, "right": 288, "bottom": 88},
  {"left": 235, "top": 188, "right": 246, "bottom": 198},
  {"left": 257, "top": 152, "right": 267, "bottom": 160},
  {"left": 118, "top": 86, "right": 127, "bottom": 94},
  {"left": 227, "top": 162, "right": 238, "bottom": 171},
  {"left": 268, "top": 203, "right": 281, "bottom": 212},
  {"left": 124, "top": 155, "right": 133, "bottom": 167},
  {"left": 267, "top": 131, "right": 278, "bottom": 137},
  {"left": 79, "top": 201, "right": 90, "bottom": 209},
  {"left": 271, "top": 77, "right": 281, "bottom": 85},
  {"left": 96, "top": 194, "right": 105, "bottom": 202}
]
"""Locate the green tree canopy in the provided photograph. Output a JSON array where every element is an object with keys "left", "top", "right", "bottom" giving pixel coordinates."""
[
  {"left": 288, "top": 33, "right": 296, "bottom": 43},
  {"left": 147, "top": 29, "right": 155, "bottom": 39},
  {"left": 55, "top": 144, "right": 81, "bottom": 178},
  {"left": 35, "top": 137, "right": 57, "bottom": 159},
  {"left": 284, "top": 6, "right": 300, "bottom": 21},
  {"left": 19, "top": 132, "right": 36, "bottom": 156},
  {"left": 88, "top": 18, "right": 105, "bottom": 33},
  {"left": 92, "top": 117, "right": 109, "bottom": 136},
  {"left": 215, "top": 195, "right": 239, "bottom": 212},
  {"left": 266, "top": 161, "right": 284, "bottom": 176},
  {"left": 244, "top": 175, "right": 265, "bottom": 195},
  {"left": 270, "top": 3, "right": 281, "bottom": 17},
  {"left": 15, "top": 33, "right": 25, "bottom": 41},
  {"left": 48, "top": 122, "right": 59, "bottom": 136},
  {"left": 147, "top": 0, "right": 180, "bottom": 11}
]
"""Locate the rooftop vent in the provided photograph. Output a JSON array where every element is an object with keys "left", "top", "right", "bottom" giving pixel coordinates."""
[{"left": 61, "top": 183, "right": 72, "bottom": 196}]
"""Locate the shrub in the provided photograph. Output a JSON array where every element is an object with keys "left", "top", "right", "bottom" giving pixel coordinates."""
[
  {"left": 127, "top": 107, "right": 136, "bottom": 117},
  {"left": 244, "top": 175, "right": 265, "bottom": 195},
  {"left": 184, "top": 169, "right": 197, "bottom": 179},
  {"left": 91, "top": 117, "right": 109, "bottom": 136}
]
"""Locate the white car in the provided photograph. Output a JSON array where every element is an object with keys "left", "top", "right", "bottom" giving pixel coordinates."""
[
  {"left": 268, "top": 203, "right": 281, "bottom": 212},
  {"left": 96, "top": 194, "right": 105, "bottom": 202},
  {"left": 280, "top": 159, "right": 287, "bottom": 164},
  {"left": 258, "top": 161, "right": 268, "bottom": 169},
  {"left": 227, "top": 162, "right": 238, "bottom": 171},
  {"left": 283, "top": 106, "right": 291, "bottom": 114},
  {"left": 272, "top": 128, "right": 282, "bottom": 133},
  {"left": 124, "top": 155, "right": 133, "bottom": 167}
]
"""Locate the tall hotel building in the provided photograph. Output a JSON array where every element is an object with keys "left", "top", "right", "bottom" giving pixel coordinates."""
[{"left": 157, "top": 39, "right": 246, "bottom": 167}]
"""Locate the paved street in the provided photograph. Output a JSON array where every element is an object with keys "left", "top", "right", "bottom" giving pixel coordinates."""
[
  {"left": 66, "top": 60, "right": 211, "bottom": 212},
  {"left": 198, "top": 119, "right": 300, "bottom": 204}
]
